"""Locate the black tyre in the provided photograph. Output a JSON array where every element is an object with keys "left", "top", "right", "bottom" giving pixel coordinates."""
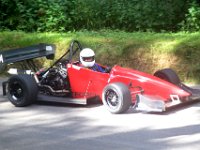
[
  {"left": 154, "top": 68, "right": 181, "bottom": 85},
  {"left": 102, "top": 82, "right": 132, "bottom": 114},
  {"left": 7, "top": 74, "right": 38, "bottom": 107}
]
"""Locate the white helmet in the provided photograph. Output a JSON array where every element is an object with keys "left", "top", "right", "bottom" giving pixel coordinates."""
[{"left": 80, "top": 48, "right": 95, "bottom": 67}]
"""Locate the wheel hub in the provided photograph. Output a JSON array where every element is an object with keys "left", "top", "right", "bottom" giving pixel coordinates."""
[
  {"left": 16, "top": 88, "right": 22, "bottom": 95},
  {"left": 10, "top": 82, "right": 24, "bottom": 100},
  {"left": 106, "top": 90, "right": 119, "bottom": 107}
]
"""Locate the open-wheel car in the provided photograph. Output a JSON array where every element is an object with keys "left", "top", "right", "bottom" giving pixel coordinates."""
[{"left": 1, "top": 40, "right": 200, "bottom": 114}]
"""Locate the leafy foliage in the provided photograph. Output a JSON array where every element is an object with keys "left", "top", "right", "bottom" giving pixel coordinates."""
[
  {"left": 181, "top": 1, "right": 200, "bottom": 31},
  {"left": 0, "top": 0, "right": 74, "bottom": 32},
  {"left": 0, "top": 0, "right": 199, "bottom": 32}
]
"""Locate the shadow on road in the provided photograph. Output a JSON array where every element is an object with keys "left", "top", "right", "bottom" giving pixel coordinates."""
[{"left": 0, "top": 107, "right": 199, "bottom": 150}]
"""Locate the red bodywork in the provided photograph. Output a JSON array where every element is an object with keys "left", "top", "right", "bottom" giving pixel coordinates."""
[{"left": 67, "top": 64, "right": 191, "bottom": 108}]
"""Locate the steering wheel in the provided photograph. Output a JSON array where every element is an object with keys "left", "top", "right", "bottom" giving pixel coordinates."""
[{"left": 68, "top": 40, "right": 83, "bottom": 62}]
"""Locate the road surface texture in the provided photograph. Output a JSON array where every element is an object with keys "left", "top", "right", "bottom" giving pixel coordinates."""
[{"left": 0, "top": 77, "right": 200, "bottom": 150}]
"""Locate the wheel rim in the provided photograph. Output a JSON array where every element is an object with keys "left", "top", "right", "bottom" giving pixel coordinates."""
[
  {"left": 104, "top": 89, "right": 119, "bottom": 110},
  {"left": 9, "top": 81, "right": 24, "bottom": 101}
]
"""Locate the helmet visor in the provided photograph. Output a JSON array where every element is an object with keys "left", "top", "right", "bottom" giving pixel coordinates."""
[{"left": 82, "top": 56, "right": 95, "bottom": 62}]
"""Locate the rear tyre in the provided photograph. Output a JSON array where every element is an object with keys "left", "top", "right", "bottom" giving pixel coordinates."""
[
  {"left": 102, "top": 82, "right": 132, "bottom": 114},
  {"left": 154, "top": 68, "right": 181, "bottom": 85},
  {"left": 7, "top": 74, "right": 38, "bottom": 107}
]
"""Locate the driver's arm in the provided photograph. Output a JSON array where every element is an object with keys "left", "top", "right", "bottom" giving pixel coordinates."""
[{"left": 91, "top": 64, "right": 111, "bottom": 73}]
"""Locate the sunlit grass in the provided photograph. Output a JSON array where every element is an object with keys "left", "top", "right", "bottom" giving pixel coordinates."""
[{"left": 1, "top": 31, "right": 200, "bottom": 83}]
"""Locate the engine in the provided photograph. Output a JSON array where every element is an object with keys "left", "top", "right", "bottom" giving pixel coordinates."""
[
  {"left": 44, "top": 68, "right": 66, "bottom": 90},
  {"left": 38, "top": 63, "right": 69, "bottom": 95}
]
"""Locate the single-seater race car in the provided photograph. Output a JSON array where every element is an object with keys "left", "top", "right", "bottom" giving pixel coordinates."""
[{"left": 1, "top": 40, "right": 200, "bottom": 114}]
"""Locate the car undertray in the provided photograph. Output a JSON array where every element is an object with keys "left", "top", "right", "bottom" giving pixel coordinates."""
[{"left": 37, "top": 94, "right": 87, "bottom": 105}]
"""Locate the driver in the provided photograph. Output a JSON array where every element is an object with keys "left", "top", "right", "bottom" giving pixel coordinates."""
[{"left": 80, "top": 48, "right": 108, "bottom": 73}]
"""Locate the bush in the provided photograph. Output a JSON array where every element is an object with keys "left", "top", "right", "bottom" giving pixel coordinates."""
[
  {"left": 0, "top": 0, "right": 196, "bottom": 32},
  {"left": 71, "top": 0, "right": 190, "bottom": 32},
  {"left": 0, "top": 0, "right": 74, "bottom": 32},
  {"left": 180, "top": 2, "right": 200, "bottom": 31}
]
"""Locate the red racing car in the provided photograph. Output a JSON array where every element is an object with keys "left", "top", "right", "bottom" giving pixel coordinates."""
[{"left": 1, "top": 40, "right": 200, "bottom": 113}]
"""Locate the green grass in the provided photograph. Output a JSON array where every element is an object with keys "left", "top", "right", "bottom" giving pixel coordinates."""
[{"left": 1, "top": 31, "right": 200, "bottom": 83}]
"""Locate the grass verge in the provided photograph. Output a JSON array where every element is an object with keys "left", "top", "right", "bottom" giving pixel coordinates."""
[{"left": 0, "top": 31, "right": 200, "bottom": 83}]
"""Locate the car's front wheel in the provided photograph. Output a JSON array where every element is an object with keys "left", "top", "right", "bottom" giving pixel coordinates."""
[
  {"left": 102, "top": 82, "right": 132, "bottom": 114},
  {"left": 7, "top": 74, "right": 38, "bottom": 107},
  {"left": 154, "top": 68, "right": 181, "bottom": 85}
]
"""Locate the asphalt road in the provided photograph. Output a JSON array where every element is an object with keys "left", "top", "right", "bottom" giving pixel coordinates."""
[{"left": 0, "top": 77, "right": 200, "bottom": 150}]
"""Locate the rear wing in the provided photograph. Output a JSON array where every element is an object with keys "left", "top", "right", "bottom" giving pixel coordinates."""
[{"left": 0, "top": 43, "right": 56, "bottom": 71}]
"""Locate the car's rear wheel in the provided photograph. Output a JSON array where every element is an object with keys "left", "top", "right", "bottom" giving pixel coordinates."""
[
  {"left": 102, "top": 82, "right": 132, "bottom": 114},
  {"left": 7, "top": 74, "right": 38, "bottom": 107},
  {"left": 154, "top": 68, "right": 181, "bottom": 85}
]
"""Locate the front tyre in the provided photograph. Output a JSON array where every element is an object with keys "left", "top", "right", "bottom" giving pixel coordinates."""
[
  {"left": 7, "top": 74, "right": 38, "bottom": 107},
  {"left": 154, "top": 68, "right": 181, "bottom": 85},
  {"left": 102, "top": 82, "right": 132, "bottom": 114}
]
